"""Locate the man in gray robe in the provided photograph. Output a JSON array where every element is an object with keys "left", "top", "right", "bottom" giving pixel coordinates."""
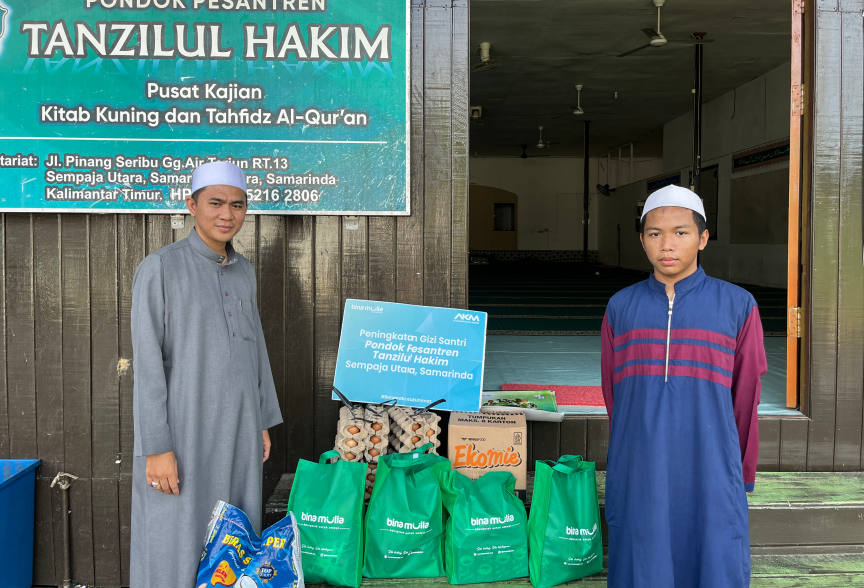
[{"left": 130, "top": 161, "right": 283, "bottom": 587}]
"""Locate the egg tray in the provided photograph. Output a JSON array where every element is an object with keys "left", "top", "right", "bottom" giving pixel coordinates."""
[
  {"left": 389, "top": 425, "right": 441, "bottom": 454},
  {"left": 364, "top": 464, "right": 377, "bottom": 500},
  {"left": 334, "top": 432, "right": 367, "bottom": 462},
  {"left": 363, "top": 404, "right": 392, "bottom": 438},
  {"left": 362, "top": 404, "right": 391, "bottom": 462},
  {"left": 337, "top": 406, "right": 368, "bottom": 439},
  {"left": 386, "top": 406, "right": 442, "bottom": 453}
]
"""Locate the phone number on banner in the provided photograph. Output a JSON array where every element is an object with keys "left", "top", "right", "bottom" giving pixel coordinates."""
[{"left": 247, "top": 187, "right": 322, "bottom": 203}]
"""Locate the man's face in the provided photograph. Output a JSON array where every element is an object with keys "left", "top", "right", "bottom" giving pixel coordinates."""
[
  {"left": 186, "top": 185, "right": 247, "bottom": 246},
  {"left": 639, "top": 206, "right": 708, "bottom": 280}
]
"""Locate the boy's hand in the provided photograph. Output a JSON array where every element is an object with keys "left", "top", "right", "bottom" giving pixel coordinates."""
[
  {"left": 146, "top": 451, "right": 180, "bottom": 495},
  {"left": 263, "top": 429, "right": 271, "bottom": 463}
]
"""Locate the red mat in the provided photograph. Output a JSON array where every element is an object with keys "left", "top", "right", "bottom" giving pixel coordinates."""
[{"left": 501, "top": 383, "right": 606, "bottom": 407}]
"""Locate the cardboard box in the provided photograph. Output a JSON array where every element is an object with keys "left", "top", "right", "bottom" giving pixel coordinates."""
[{"left": 447, "top": 411, "right": 528, "bottom": 500}]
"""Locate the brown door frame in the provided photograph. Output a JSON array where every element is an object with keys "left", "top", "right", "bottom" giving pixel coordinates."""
[{"left": 787, "top": 0, "right": 808, "bottom": 409}]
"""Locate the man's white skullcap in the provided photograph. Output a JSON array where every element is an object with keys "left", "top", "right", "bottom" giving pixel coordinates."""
[
  {"left": 191, "top": 161, "right": 247, "bottom": 194},
  {"left": 641, "top": 184, "right": 706, "bottom": 221}
]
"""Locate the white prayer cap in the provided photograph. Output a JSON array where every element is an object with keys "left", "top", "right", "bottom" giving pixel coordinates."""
[
  {"left": 191, "top": 161, "right": 247, "bottom": 195},
  {"left": 641, "top": 184, "right": 705, "bottom": 221}
]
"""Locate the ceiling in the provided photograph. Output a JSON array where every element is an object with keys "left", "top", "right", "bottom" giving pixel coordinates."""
[{"left": 469, "top": 0, "right": 791, "bottom": 158}]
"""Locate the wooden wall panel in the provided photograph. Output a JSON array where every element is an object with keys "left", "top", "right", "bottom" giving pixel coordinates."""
[
  {"left": 0, "top": 215, "right": 7, "bottom": 460},
  {"left": 90, "top": 215, "right": 122, "bottom": 587},
  {"left": 450, "top": 0, "right": 469, "bottom": 310},
  {"left": 397, "top": 1, "right": 425, "bottom": 306},
  {"left": 32, "top": 214, "right": 62, "bottom": 584},
  {"left": 757, "top": 420, "right": 781, "bottom": 472},
  {"left": 807, "top": 9, "right": 841, "bottom": 470},
  {"left": 369, "top": 217, "right": 396, "bottom": 302},
  {"left": 62, "top": 216, "right": 95, "bottom": 585},
  {"left": 6, "top": 215, "right": 37, "bottom": 459},
  {"left": 532, "top": 422, "right": 560, "bottom": 464},
  {"left": 313, "top": 217, "right": 342, "bottom": 458},
  {"left": 118, "top": 215, "right": 145, "bottom": 586},
  {"left": 146, "top": 215, "right": 172, "bottom": 254},
  {"left": 423, "top": 1, "right": 453, "bottom": 308},
  {"left": 833, "top": 10, "right": 864, "bottom": 470},
  {"left": 286, "top": 217, "right": 315, "bottom": 471},
  {"left": 258, "top": 216, "right": 288, "bottom": 502},
  {"left": 560, "top": 418, "right": 588, "bottom": 458},
  {"left": 586, "top": 419, "right": 609, "bottom": 469},
  {"left": 780, "top": 419, "right": 809, "bottom": 472},
  {"left": 342, "top": 217, "right": 369, "bottom": 306}
]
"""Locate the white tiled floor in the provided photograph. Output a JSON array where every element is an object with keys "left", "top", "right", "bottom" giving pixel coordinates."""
[{"left": 483, "top": 335, "right": 801, "bottom": 416}]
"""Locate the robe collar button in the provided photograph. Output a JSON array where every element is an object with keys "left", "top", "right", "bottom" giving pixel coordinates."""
[
  {"left": 233, "top": 333, "right": 236, "bottom": 337},
  {"left": 228, "top": 312, "right": 232, "bottom": 316},
  {"left": 225, "top": 292, "right": 229, "bottom": 296}
]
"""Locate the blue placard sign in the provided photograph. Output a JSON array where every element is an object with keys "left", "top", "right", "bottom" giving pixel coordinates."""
[{"left": 333, "top": 300, "right": 487, "bottom": 412}]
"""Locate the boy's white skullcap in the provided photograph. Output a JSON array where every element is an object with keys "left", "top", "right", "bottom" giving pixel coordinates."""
[
  {"left": 641, "top": 184, "right": 706, "bottom": 221},
  {"left": 191, "top": 161, "right": 247, "bottom": 194}
]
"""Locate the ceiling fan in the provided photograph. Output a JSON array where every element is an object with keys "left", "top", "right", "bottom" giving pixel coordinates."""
[
  {"left": 516, "top": 144, "right": 550, "bottom": 159},
  {"left": 535, "top": 126, "right": 560, "bottom": 149},
  {"left": 618, "top": 0, "right": 714, "bottom": 58},
  {"left": 473, "top": 42, "right": 501, "bottom": 72},
  {"left": 551, "top": 85, "right": 611, "bottom": 119}
]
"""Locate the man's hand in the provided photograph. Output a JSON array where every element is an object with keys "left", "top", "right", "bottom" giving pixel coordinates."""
[
  {"left": 146, "top": 451, "right": 180, "bottom": 495},
  {"left": 263, "top": 429, "right": 271, "bottom": 463}
]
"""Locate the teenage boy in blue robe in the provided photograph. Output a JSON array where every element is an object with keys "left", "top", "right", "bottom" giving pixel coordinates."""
[{"left": 601, "top": 185, "right": 767, "bottom": 588}]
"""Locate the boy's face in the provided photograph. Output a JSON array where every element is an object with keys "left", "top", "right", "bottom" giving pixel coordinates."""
[{"left": 639, "top": 206, "right": 708, "bottom": 281}]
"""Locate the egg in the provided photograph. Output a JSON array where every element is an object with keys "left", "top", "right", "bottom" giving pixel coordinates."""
[
  {"left": 344, "top": 452, "right": 355, "bottom": 460},
  {"left": 369, "top": 463, "right": 377, "bottom": 470},
  {"left": 411, "top": 436, "right": 420, "bottom": 444},
  {"left": 346, "top": 439, "right": 358, "bottom": 448},
  {"left": 347, "top": 425, "right": 360, "bottom": 434},
  {"left": 370, "top": 436, "right": 381, "bottom": 444},
  {"left": 425, "top": 429, "right": 435, "bottom": 437},
  {"left": 372, "top": 423, "right": 382, "bottom": 431},
  {"left": 412, "top": 423, "right": 421, "bottom": 431},
  {"left": 367, "top": 474, "right": 375, "bottom": 483},
  {"left": 369, "top": 448, "right": 379, "bottom": 456}
]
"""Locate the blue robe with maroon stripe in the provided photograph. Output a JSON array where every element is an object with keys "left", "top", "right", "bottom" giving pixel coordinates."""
[{"left": 601, "top": 267, "right": 766, "bottom": 588}]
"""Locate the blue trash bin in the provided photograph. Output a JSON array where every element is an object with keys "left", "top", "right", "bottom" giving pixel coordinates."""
[{"left": 0, "top": 459, "right": 41, "bottom": 588}]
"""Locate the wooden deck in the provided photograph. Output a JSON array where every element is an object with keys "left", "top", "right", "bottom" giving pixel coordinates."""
[
  {"left": 266, "top": 471, "right": 864, "bottom": 552},
  {"left": 266, "top": 470, "right": 864, "bottom": 586},
  {"left": 302, "top": 551, "right": 864, "bottom": 586}
]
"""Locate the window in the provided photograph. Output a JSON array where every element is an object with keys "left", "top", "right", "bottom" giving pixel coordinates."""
[{"left": 493, "top": 203, "right": 515, "bottom": 231}]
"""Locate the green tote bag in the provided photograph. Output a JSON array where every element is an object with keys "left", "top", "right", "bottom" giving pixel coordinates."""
[
  {"left": 436, "top": 469, "right": 529, "bottom": 585},
  {"left": 528, "top": 455, "right": 603, "bottom": 588},
  {"left": 287, "top": 450, "right": 367, "bottom": 587},
  {"left": 363, "top": 443, "right": 451, "bottom": 579}
]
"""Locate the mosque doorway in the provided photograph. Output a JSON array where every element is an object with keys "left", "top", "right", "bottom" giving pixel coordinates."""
[{"left": 468, "top": 0, "right": 803, "bottom": 416}]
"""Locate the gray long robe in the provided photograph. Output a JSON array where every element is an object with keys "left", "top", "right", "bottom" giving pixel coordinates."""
[{"left": 130, "top": 228, "right": 283, "bottom": 588}]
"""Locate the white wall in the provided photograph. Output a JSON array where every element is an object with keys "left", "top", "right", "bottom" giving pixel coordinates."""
[
  {"left": 596, "top": 62, "right": 791, "bottom": 288},
  {"left": 661, "top": 62, "right": 791, "bottom": 288},
  {"left": 469, "top": 157, "right": 662, "bottom": 251}
]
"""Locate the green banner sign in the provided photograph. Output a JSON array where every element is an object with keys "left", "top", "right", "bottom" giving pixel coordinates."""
[{"left": 0, "top": 0, "right": 409, "bottom": 214}]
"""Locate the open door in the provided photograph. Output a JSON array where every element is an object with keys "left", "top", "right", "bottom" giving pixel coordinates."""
[{"left": 786, "top": 0, "right": 805, "bottom": 408}]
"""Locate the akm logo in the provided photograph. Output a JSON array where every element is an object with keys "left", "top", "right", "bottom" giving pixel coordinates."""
[{"left": 454, "top": 312, "right": 480, "bottom": 324}]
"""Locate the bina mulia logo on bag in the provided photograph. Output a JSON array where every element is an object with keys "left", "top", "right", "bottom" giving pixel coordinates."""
[
  {"left": 566, "top": 523, "right": 598, "bottom": 537},
  {"left": 387, "top": 518, "right": 429, "bottom": 530},
  {"left": 454, "top": 312, "right": 480, "bottom": 324},
  {"left": 301, "top": 512, "right": 345, "bottom": 525},
  {"left": 471, "top": 514, "right": 514, "bottom": 526}
]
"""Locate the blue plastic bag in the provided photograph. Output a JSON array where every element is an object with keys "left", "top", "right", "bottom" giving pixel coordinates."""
[{"left": 197, "top": 501, "right": 305, "bottom": 588}]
